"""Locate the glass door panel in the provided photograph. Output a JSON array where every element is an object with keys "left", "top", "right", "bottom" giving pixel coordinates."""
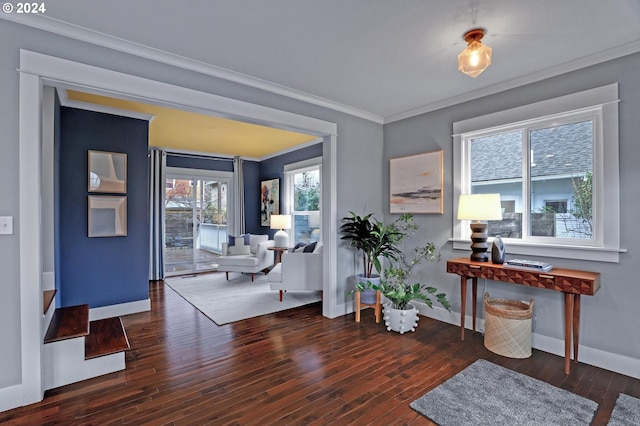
[
  {"left": 164, "top": 178, "right": 196, "bottom": 275},
  {"left": 195, "top": 180, "right": 228, "bottom": 271},
  {"left": 164, "top": 173, "right": 230, "bottom": 276}
]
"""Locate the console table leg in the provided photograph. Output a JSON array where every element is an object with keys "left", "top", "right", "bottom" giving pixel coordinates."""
[
  {"left": 573, "top": 295, "right": 581, "bottom": 364},
  {"left": 472, "top": 278, "right": 477, "bottom": 333},
  {"left": 564, "top": 293, "right": 573, "bottom": 374},
  {"left": 460, "top": 277, "right": 467, "bottom": 340}
]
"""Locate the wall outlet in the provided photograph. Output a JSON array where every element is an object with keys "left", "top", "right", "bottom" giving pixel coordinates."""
[{"left": 0, "top": 216, "right": 13, "bottom": 235}]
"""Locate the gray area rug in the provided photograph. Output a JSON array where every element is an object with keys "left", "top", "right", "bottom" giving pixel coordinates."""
[
  {"left": 410, "top": 359, "right": 598, "bottom": 426},
  {"left": 608, "top": 393, "right": 640, "bottom": 426},
  {"left": 165, "top": 273, "right": 321, "bottom": 325}
]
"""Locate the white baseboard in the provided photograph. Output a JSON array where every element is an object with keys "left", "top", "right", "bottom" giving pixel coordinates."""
[
  {"left": 89, "top": 298, "right": 151, "bottom": 321},
  {"left": 531, "top": 333, "right": 640, "bottom": 380},
  {"left": 414, "top": 302, "right": 640, "bottom": 380},
  {"left": 0, "top": 383, "right": 42, "bottom": 414}
]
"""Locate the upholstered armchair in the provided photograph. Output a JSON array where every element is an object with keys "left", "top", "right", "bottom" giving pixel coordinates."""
[
  {"left": 268, "top": 244, "right": 323, "bottom": 301},
  {"left": 216, "top": 235, "right": 275, "bottom": 281}
]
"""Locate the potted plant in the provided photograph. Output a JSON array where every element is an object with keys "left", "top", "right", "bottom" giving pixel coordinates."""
[
  {"left": 369, "top": 221, "right": 450, "bottom": 334},
  {"left": 340, "top": 212, "right": 405, "bottom": 304}
]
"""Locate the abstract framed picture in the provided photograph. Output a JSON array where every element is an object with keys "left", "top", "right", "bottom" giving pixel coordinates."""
[
  {"left": 88, "top": 196, "right": 127, "bottom": 237},
  {"left": 88, "top": 150, "right": 127, "bottom": 193},
  {"left": 260, "top": 178, "right": 280, "bottom": 226},
  {"left": 390, "top": 150, "right": 444, "bottom": 214}
]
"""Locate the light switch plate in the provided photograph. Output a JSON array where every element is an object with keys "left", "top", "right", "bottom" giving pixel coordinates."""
[{"left": 0, "top": 216, "right": 13, "bottom": 235}]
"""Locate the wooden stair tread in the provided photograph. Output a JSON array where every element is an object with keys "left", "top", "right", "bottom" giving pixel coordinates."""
[
  {"left": 43, "top": 289, "right": 57, "bottom": 315},
  {"left": 85, "top": 317, "right": 130, "bottom": 359},
  {"left": 44, "top": 304, "right": 89, "bottom": 343}
]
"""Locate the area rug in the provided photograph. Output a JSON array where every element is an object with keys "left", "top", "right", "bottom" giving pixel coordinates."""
[
  {"left": 165, "top": 273, "right": 321, "bottom": 325},
  {"left": 410, "top": 359, "right": 598, "bottom": 426},
  {"left": 608, "top": 393, "right": 640, "bottom": 426}
]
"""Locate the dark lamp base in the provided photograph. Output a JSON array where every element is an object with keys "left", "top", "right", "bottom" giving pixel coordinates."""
[{"left": 469, "top": 222, "right": 489, "bottom": 262}]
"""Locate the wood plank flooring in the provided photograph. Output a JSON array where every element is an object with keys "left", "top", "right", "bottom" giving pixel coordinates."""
[{"left": 2, "top": 281, "right": 638, "bottom": 425}]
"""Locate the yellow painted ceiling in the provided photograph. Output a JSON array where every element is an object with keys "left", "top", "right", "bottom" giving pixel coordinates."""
[{"left": 66, "top": 90, "right": 317, "bottom": 158}]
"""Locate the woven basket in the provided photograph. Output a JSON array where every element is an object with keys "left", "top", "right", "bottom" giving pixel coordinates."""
[{"left": 484, "top": 293, "right": 534, "bottom": 359}]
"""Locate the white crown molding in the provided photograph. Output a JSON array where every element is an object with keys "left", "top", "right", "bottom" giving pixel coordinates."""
[
  {"left": 258, "top": 138, "right": 323, "bottom": 162},
  {"left": 4, "top": 14, "right": 638, "bottom": 126},
  {"left": 1, "top": 14, "right": 384, "bottom": 124},
  {"left": 385, "top": 39, "right": 640, "bottom": 124},
  {"left": 56, "top": 86, "right": 155, "bottom": 122}
]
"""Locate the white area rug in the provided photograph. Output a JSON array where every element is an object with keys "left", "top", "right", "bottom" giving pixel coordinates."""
[{"left": 165, "top": 273, "right": 321, "bottom": 325}]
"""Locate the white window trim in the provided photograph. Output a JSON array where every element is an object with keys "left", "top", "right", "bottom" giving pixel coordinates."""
[
  {"left": 452, "top": 83, "right": 623, "bottom": 262},
  {"left": 284, "top": 157, "right": 322, "bottom": 242}
]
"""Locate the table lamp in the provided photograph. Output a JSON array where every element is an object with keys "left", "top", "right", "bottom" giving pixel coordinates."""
[
  {"left": 270, "top": 214, "right": 292, "bottom": 248},
  {"left": 457, "top": 194, "right": 502, "bottom": 262}
]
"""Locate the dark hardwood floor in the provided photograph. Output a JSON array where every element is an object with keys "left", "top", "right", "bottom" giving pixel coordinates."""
[{"left": 2, "top": 281, "right": 638, "bottom": 425}]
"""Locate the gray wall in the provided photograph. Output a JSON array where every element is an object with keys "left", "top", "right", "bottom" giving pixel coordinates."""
[
  {"left": 383, "top": 52, "right": 640, "bottom": 363},
  {"left": 0, "top": 20, "right": 383, "bottom": 390}
]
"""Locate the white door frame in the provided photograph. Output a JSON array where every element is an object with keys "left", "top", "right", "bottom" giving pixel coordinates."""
[{"left": 13, "top": 49, "right": 338, "bottom": 409}]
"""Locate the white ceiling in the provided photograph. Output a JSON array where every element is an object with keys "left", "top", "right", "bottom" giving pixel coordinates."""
[{"left": 5, "top": 0, "right": 640, "bottom": 122}]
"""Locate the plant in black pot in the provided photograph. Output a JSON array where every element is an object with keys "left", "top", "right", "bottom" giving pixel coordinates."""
[{"left": 340, "top": 212, "right": 410, "bottom": 304}]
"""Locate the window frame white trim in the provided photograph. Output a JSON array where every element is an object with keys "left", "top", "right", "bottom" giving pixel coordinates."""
[
  {"left": 452, "top": 83, "right": 623, "bottom": 262},
  {"left": 284, "top": 157, "right": 322, "bottom": 243}
]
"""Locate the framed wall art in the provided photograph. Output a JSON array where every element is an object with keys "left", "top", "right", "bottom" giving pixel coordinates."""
[
  {"left": 260, "top": 178, "right": 280, "bottom": 226},
  {"left": 88, "top": 150, "right": 127, "bottom": 193},
  {"left": 88, "top": 196, "right": 127, "bottom": 237},
  {"left": 390, "top": 150, "right": 444, "bottom": 214}
]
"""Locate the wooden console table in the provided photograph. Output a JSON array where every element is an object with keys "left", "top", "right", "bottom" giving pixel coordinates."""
[{"left": 446, "top": 257, "right": 600, "bottom": 374}]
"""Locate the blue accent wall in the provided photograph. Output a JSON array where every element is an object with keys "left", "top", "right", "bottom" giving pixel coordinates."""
[
  {"left": 58, "top": 107, "right": 149, "bottom": 308},
  {"left": 257, "top": 143, "right": 323, "bottom": 237},
  {"left": 243, "top": 160, "right": 261, "bottom": 235}
]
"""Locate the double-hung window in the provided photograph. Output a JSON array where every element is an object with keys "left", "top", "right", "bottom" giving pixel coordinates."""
[
  {"left": 452, "top": 84, "right": 622, "bottom": 262},
  {"left": 284, "top": 157, "right": 322, "bottom": 245}
]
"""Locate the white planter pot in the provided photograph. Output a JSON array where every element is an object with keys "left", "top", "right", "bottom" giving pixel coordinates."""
[{"left": 383, "top": 302, "right": 419, "bottom": 334}]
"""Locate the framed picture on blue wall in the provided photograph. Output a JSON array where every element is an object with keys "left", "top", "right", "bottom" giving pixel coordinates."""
[
  {"left": 88, "top": 150, "right": 127, "bottom": 193},
  {"left": 261, "top": 178, "right": 280, "bottom": 226},
  {"left": 88, "top": 196, "right": 127, "bottom": 237}
]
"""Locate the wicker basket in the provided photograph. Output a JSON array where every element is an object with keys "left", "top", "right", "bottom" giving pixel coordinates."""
[{"left": 484, "top": 293, "right": 534, "bottom": 359}]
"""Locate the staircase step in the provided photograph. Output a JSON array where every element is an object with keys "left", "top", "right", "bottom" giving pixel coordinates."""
[
  {"left": 85, "top": 317, "right": 130, "bottom": 359},
  {"left": 44, "top": 304, "right": 89, "bottom": 343},
  {"left": 43, "top": 289, "right": 57, "bottom": 314}
]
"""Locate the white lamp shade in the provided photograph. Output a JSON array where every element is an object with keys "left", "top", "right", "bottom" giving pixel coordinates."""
[
  {"left": 457, "top": 194, "right": 502, "bottom": 221},
  {"left": 270, "top": 214, "right": 291, "bottom": 230}
]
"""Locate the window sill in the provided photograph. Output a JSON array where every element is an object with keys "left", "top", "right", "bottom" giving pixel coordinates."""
[{"left": 450, "top": 239, "right": 625, "bottom": 263}]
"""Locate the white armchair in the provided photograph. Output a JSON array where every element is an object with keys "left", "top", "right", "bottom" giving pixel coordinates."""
[
  {"left": 268, "top": 249, "right": 323, "bottom": 301},
  {"left": 217, "top": 237, "right": 275, "bottom": 281}
]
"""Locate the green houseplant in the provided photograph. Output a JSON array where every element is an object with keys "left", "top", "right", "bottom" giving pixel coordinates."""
[
  {"left": 367, "top": 217, "right": 450, "bottom": 333},
  {"left": 340, "top": 212, "right": 406, "bottom": 303}
]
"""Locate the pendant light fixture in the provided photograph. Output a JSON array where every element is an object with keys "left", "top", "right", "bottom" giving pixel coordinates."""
[{"left": 458, "top": 28, "right": 492, "bottom": 78}]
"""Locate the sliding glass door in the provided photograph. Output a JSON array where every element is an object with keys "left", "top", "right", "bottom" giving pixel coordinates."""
[{"left": 164, "top": 168, "right": 232, "bottom": 276}]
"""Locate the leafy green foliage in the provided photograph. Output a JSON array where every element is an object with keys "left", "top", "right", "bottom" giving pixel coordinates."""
[
  {"left": 339, "top": 212, "right": 407, "bottom": 278},
  {"left": 569, "top": 171, "right": 592, "bottom": 236},
  {"left": 341, "top": 212, "right": 450, "bottom": 311}
]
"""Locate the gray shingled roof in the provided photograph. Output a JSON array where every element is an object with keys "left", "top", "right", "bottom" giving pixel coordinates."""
[{"left": 471, "top": 121, "right": 593, "bottom": 182}]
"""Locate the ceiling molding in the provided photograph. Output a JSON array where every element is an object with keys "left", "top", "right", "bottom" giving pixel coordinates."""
[
  {"left": 1, "top": 14, "right": 384, "bottom": 124},
  {"left": 257, "top": 138, "right": 323, "bottom": 162},
  {"left": 56, "top": 87, "right": 155, "bottom": 122},
  {"left": 384, "top": 39, "right": 640, "bottom": 124},
  {"left": 5, "top": 14, "right": 639, "bottom": 126}
]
